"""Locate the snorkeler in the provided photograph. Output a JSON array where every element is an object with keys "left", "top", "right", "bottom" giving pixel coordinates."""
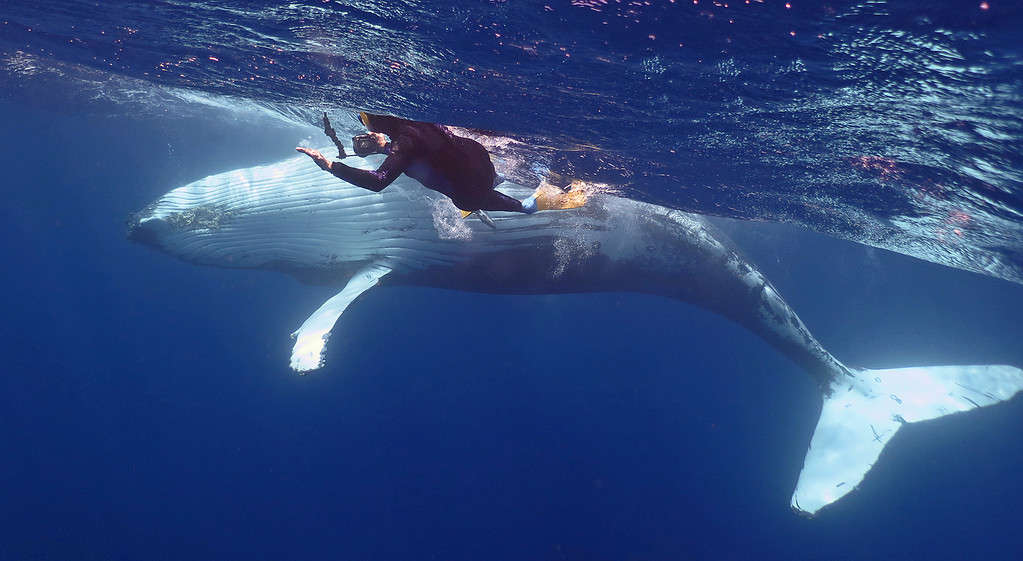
[{"left": 296, "top": 112, "right": 586, "bottom": 221}]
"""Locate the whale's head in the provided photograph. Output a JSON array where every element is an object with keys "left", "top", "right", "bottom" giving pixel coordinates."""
[
  {"left": 126, "top": 152, "right": 513, "bottom": 272},
  {"left": 126, "top": 153, "right": 407, "bottom": 270},
  {"left": 127, "top": 150, "right": 631, "bottom": 282}
]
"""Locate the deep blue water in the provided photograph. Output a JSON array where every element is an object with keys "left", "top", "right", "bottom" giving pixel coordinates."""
[{"left": 2, "top": 1, "right": 1023, "bottom": 560}]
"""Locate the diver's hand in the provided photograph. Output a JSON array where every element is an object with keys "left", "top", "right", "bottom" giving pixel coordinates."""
[{"left": 296, "top": 147, "right": 332, "bottom": 171}]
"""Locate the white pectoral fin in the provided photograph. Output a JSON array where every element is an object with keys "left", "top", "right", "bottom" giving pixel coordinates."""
[
  {"left": 289, "top": 264, "right": 392, "bottom": 373},
  {"left": 792, "top": 364, "right": 1023, "bottom": 516}
]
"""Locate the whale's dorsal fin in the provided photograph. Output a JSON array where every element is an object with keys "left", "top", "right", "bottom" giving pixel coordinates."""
[{"left": 289, "top": 263, "right": 392, "bottom": 373}]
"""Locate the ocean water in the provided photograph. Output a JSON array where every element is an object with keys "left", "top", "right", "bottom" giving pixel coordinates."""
[{"left": 2, "top": 1, "right": 1022, "bottom": 560}]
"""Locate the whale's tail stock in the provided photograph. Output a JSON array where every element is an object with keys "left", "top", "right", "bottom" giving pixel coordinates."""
[{"left": 792, "top": 363, "right": 1023, "bottom": 515}]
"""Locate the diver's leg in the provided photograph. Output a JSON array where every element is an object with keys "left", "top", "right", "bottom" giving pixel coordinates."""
[
  {"left": 458, "top": 183, "right": 589, "bottom": 215},
  {"left": 470, "top": 187, "right": 588, "bottom": 214},
  {"left": 475, "top": 190, "right": 530, "bottom": 213}
]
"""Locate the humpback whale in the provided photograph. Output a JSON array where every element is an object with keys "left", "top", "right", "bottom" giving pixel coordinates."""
[{"left": 128, "top": 150, "right": 1023, "bottom": 516}]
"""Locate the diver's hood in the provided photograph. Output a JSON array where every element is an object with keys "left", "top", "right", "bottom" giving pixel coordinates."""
[{"left": 359, "top": 112, "right": 405, "bottom": 136}]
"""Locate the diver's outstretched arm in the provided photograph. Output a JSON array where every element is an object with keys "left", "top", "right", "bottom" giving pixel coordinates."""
[
  {"left": 327, "top": 151, "right": 410, "bottom": 192},
  {"left": 295, "top": 143, "right": 411, "bottom": 193}
]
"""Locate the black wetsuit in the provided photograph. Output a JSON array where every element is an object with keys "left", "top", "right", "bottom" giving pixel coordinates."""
[{"left": 327, "top": 114, "right": 525, "bottom": 213}]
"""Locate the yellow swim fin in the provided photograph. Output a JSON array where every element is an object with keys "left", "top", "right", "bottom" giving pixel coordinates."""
[
  {"left": 531, "top": 183, "right": 588, "bottom": 211},
  {"left": 460, "top": 209, "right": 473, "bottom": 219}
]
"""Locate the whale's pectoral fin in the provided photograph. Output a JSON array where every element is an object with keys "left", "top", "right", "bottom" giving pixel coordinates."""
[
  {"left": 792, "top": 365, "right": 1023, "bottom": 516},
  {"left": 289, "top": 263, "right": 392, "bottom": 373}
]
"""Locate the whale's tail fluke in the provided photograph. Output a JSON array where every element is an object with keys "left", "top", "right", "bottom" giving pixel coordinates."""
[{"left": 792, "top": 364, "right": 1023, "bottom": 516}]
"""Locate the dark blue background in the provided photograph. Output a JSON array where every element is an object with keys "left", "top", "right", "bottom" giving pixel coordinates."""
[{"left": 2, "top": 100, "right": 1022, "bottom": 560}]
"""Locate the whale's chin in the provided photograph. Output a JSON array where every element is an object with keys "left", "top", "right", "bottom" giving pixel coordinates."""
[{"left": 126, "top": 215, "right": 170, "bottom": 249}]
